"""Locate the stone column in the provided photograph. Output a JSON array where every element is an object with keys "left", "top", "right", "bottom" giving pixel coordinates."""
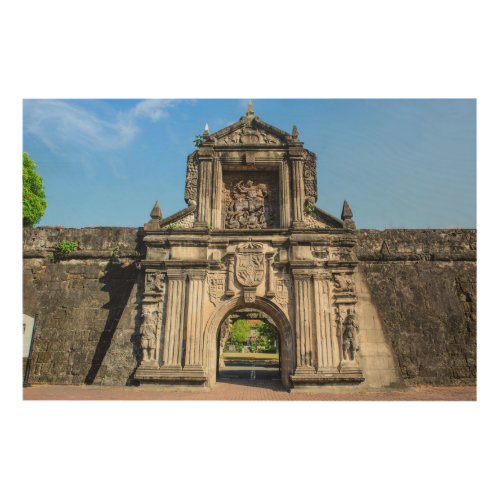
[
  {"left": 279, "top": 160, "right": 291, "bottom": 228},
  {"left": 194, "top": 152, "right": 213, "bottom": 228},
  {"left": 291, "top": 154, "right": 306, "bottom": 228},
  {"left": 225, "top": 253, "right": 236, "bottom": 296},
  {"left": 162, "top": 269, "right": 186, "bottom": 369},
  {"left": 265, "top": 252, "right": 276, "bottom": 297},
  {"left": 211, "top": 155, "right": 223, "bottom": 229},
  {"left": 312, "top": 273, "right": 334, "bottom": 371},
  {"left": 184, "top": 270, "right": 207, "bottom": 368},
  {"left": 292, "top": 270, "right": 314, "bottom": 370}
]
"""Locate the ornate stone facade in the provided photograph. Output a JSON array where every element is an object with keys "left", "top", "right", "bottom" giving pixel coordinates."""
[{"left": 136, "top": 103, "right": 364, "bottom": 390}]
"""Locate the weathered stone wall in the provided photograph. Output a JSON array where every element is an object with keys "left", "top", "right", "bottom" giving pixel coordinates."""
[
  {"left": 23, "top": 227, "right": 144, "bottom": 385},
  {"left": 357, "top": 229, "right": 476, "bottom": 385},
  {"left": 23, "top": 227, "right": 476, "bottom": 386}
]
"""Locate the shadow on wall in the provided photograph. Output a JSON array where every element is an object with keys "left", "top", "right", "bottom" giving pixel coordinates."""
[{"left": 85, "top": 260, "right": 139, "bottom": 385}]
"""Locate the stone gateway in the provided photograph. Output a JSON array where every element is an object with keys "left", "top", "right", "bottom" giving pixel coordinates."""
[
  {"left": 134, "top": 103, "right": 396, "bottom": 390},
  {"left": 23, "top": 103, "right": 476, "bottom": 392}
]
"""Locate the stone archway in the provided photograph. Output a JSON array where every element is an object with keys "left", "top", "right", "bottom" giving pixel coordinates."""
[{"left": 204, "top": 296, "right": 294, "bottom": 390}]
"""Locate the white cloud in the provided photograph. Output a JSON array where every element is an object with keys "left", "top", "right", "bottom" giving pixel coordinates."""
[
  {"left": 131, "top": 99, "right": 175, "bottom": 121},
  {"left": 23, "top": 99, "right": 176, "bottom": 151}
]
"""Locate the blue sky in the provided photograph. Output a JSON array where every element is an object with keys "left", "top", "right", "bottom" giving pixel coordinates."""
[{"left": 23, "top": 99, "right": 476, "bottom": 229}]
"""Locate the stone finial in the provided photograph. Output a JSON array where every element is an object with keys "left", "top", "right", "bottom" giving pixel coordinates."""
[
  {"left": 203, "top": 123, "right": 210, "bottom": 137},
  {"left": 246, "top": 100, "right": 255, "bottom": 118},
  {"left": 341, "top": 200, "right": 353, "bottom": 220},
  {"left": 292, "top": 125, "right": 299, "bottom": 139},
  {"left": 341, "top": 200, "right": 356, "bottom": 229},
  {"left": 150, "top": 200, "right": 163, "bottom": 220}
]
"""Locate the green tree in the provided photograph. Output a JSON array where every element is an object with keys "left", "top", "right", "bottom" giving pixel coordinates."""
[
  {"left": 23, "top": 152, "right": 47, "bottom": 227},
  {"left": 256, "top": 322, "right": 278, "bottom": 353},
  {"left": 230, "top": 319, "right": 251, "bottom": 344}
]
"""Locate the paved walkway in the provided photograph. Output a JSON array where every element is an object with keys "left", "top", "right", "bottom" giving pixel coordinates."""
[{"left": 23, "top": 381, "right": 476, "bottom": 401}]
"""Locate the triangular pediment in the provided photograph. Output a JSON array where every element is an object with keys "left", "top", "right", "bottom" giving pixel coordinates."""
[{"left": 212, "top": 116, "right": 292, "bottom": 146}]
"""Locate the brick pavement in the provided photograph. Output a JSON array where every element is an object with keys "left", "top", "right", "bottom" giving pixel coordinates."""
[{"left": 23, "top": 381, "right": 476, "bottom": 401}]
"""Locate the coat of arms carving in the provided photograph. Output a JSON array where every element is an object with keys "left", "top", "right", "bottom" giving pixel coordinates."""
[
  {"left": 275, "top": 277, "right": 291, "bottom": 307},
  {"left": 235, "top": 241, "right": 265, "bottom": 287},
  {"left": 208, "top": 273, "right": 225, "bottom": 305}
]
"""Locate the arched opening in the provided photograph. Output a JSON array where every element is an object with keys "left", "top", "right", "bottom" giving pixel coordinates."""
[
  {"left": 204, "top": 296, "right": 294, "bottom": 390},
  {"left": 217, "top": 308, "right": 280, "bottom": 384}
]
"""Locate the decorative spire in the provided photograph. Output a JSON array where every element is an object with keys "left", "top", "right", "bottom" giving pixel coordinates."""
[
  {"left": 246, "top": 100, "right": 255, "bottom": 118},
  {"left": 341, "top": 200, "right": 356, "bottom": 229},
  {"left": 203, "top": 123, "right": 210, "bottom": 137},
  {"left": 341, "top": 200, "right": 353, "bottom": 220},
  {"left": 150, "top": 200, "right": 162, "bottom": 220},
  {"left": 292, "top": 125, "right": 299, "bottom": 139}
]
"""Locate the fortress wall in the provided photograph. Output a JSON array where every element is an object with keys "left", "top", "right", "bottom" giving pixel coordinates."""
[
  {"left": 23, "top": 227, "right": 476, "bottom": 386},
  {"left": 23, "top": 228, "right": 143, "bottom": 385},
  {"left": 357, "top": 229, "right": 476, "bottom": 385}
]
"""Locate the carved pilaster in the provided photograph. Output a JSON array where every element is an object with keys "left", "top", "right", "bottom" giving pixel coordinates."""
[
  {"left": 291, "top": 155, "right": 306, "bottom": 228},
  {"left": 184, "top": 270, "right": 207, "bottom": 368},
  {"left": 292, "top": 270, "right": 314, "bottom": 370},
  {"left": 212, "top": 155, "right": 222, "bottom": 229},
  {"left": 265, "top": 252, "right": 276, "bottom": 297},
  {"left": 162, "top": 269, "right": 186, "bottom": 368},
  {"left": 312, "top": 273, "right": 336, "bottom": 371},
  {"left": 279, "top": 160, "right": 291, "bottom": 228},
  {"left": 225, "top": 253, "right": 236, "bottom": 296},
  {"left": 194, "top": 154, "right": 213, "bottom": 227}
]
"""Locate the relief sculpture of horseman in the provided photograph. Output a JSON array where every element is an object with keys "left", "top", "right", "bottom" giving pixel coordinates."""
[{"left": 225, "top": 179, "right": 273, "bottom": 229}]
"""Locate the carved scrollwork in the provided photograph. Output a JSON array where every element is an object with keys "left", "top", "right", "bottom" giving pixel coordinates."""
[
  {"left": 145, "top": 272, "right": 165, "bottom": 295},
  {"left": 219, "top": 126, "right": 283, "bottom": 146},
  {"left": 184, "top": 152, "right": 199, "bottom": 206},
  {"left": 303, "top": 150, "right": 317, "bottom": 203}
]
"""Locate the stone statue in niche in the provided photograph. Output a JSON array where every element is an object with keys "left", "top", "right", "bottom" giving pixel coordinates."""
[
  {"left": 225, "top": 179, "right": 273, "bottom": 229},
  {"left": 140, "top": 308, "right": 157, "bottom": 362},
  {"left": 218, "top": 318, "right": 232, "bottom": 369},
  {"left": 342, "top": 309, "right": 359, "bottom": 361}
]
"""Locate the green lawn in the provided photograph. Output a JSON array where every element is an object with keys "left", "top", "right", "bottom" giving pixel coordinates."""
[
  {"left": 222, "top": 352, "right": 278, "bottom": 360},
  {"left": 222, "top": 352, "right": 279, "bottom": 366}
]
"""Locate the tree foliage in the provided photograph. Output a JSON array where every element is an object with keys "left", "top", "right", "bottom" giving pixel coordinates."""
[
  {"left": 229, "top": 319, "right": 251, "bottom": 344},
  {"left": 255, "top": 322, "right": 278, "bottom": 353},
  {"left": 23, "top": 152, "right": 47, "bottom": 227},
  {"left": 224, "top": 319, "right": 278, "bottom": 353}
]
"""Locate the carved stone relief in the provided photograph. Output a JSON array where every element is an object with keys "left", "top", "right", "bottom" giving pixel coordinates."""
[
  {"left": 223, "top": 172, "right": 278, "bottom": 229},
  {"left": 275, "top": 277, "right": 292, "bottom": 307},
  {"left": 303, "top": 150, "right": 317, "bottom": 203},
  {"left": 303, "top": 212, "right": 331, "bottom": 229},
  {"left": 235, "top": 241, "right": 265, "bottom": 287},
  {"left": 311, "top": 244, "right": 330, "bottom": 260},
  {"left": 333, "top": 273, "right": 355, "bottom": 294},
  {"left": 174, "top": 212, "right": 195, "bottom": 229},
  {"left": 219, "top": 126, "right": 282, "bottom": 145},
  {"left": 208, "top": 272, "right": 226, "bottom": 305},
  {"left": 184, "top": 152, "right": 199, "bottom": 206},
  {"left": 145, "top": 272, "right": 165, "bottom": 294},
  {"left": 330, "top": 246, "right": 354, "bottom": 261}
]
